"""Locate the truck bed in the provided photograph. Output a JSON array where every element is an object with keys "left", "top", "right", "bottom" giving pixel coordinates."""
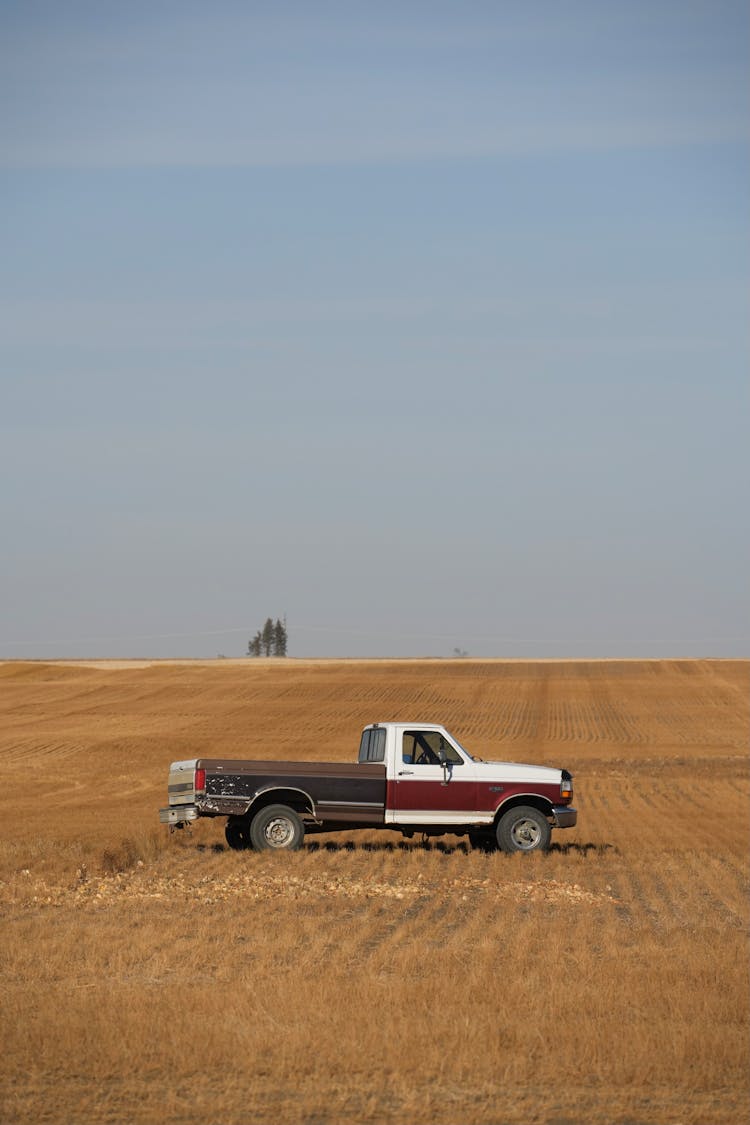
[{"left": 197, "top": 758, "right": 387, "bottom": 825}]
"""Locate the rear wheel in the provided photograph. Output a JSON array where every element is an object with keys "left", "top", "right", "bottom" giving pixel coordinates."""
[
  {"left": 249, "top": 804, "right": 305, "bottom": 851},
  {"left": 496, "top": 806, "right": 551, "bottom": 853},
  {"left": 225, "top": 816, "right": 251, "bottom": 851}
]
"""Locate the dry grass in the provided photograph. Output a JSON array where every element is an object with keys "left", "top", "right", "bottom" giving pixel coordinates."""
[{"left": 1, "top": 658, "right": 748, "bottom": 1125}]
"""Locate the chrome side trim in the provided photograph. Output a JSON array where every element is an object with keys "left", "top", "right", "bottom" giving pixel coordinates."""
[
  {"left": 386, "top": 810, "right": 495, "bottom": 826},
  {"left": 317, "top": 800, "right": 384, "bottom": 808}
]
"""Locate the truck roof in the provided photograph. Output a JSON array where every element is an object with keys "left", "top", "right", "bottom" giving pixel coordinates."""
[{"left": 365, "top": 721, "right": 449, "bottom": 730}]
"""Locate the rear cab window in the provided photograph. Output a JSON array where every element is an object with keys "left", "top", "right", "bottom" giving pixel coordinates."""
[{"left": 358, "top": 727, "right": 386, "bottom": 763}]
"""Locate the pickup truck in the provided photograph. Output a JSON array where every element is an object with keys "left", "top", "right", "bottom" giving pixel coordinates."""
[{"left": 159, "top": 722, "right": 576, "bottom": 853}]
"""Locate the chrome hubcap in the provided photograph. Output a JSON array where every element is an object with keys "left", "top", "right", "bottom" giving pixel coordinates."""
[
  {"left": 510, "top": 818, "right": 541, "bottom": 850},
  {"left": 264, "top": 816, "right": 295, "bottom": 847}
]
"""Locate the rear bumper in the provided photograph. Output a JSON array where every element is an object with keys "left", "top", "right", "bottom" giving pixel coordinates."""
[
  {"left": 550, "top": 805, "right": 577, "bottom": 829},
  {"left": 159, "top": 804, "right": 199, "bottom": 826}
]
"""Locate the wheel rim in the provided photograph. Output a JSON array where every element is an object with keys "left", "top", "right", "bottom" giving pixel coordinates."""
[
  {"left": 263, "top": 815, "right": 295, "bottom": 848},
  {"left": 510, "top": 816, "right": 542, "bottom": 850}
]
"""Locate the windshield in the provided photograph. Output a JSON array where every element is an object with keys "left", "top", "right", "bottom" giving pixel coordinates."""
[{"left": 448, "top": 733, "right": 478, "bottom": 762}]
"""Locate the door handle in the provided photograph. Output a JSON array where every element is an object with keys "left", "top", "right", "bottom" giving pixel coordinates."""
[{"left": 398, "top": 770, "right": 414, "bottom": 776}]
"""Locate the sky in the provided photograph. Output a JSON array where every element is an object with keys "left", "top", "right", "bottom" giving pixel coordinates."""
[{"left": 1, "top": 0, "right": 748, "bottom": 659}]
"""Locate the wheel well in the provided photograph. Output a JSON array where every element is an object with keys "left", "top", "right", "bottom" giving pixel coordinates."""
[
  {"left": 494, "top": 795, "right": 553, "bottom": 825},
  {"left": 247, "top": 787, "right": 315, "bottom": 819}
]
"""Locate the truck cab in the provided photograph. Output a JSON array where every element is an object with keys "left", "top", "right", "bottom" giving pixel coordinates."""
[{"left": 359, "top": 723, "right": 575, "bottom": 846}]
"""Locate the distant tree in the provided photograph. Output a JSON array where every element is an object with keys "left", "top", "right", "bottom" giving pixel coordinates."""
[
  {"left": 261, "top": 617, "right": 275, "bottom": 656},
  {"left": 273, "top": 617, "right": 288, "bottom": 657},
  {"left": 248, "top": 616, "right": 288, "bottom": 657},
  {"left": 247, "top": 631, "right": 262, "bottom": 657}
]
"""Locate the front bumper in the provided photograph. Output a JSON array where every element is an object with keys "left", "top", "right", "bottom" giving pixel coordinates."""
[
  {"left": 550, "top": 805, "right": 577, "bottom": 829},
  {"left": 159, "top": 804, "right": 199, "bottom": 827}
]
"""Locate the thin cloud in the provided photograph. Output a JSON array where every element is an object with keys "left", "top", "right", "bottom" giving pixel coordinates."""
[{"left": 1, "top": 2, "right": 746, "bottom": 169}]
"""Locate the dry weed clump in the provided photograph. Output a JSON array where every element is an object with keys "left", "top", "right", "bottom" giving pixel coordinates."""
[
  {"left": 0, "top": 657, "right": 748, "bottom": 1125},
  {"left": 98, "top": 828, "right": 166, "bottom": 875}
]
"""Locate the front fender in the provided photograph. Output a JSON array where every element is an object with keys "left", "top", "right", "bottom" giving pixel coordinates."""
[{"left": 494, "top": 792, "right": 555, "bottom": 820}]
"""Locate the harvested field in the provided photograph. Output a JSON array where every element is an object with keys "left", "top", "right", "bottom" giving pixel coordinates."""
[{"left": 1, "top": 657, "right": 748, "bottom": 1125}]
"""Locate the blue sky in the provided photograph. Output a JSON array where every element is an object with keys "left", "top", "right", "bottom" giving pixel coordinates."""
[{"left": 1, "top": 0, "right": 748, "bottom": 658}]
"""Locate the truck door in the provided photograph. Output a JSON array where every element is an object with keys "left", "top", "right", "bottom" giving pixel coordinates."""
[{"left": 389, "top": 729, "right": 478, "bottom": 825}]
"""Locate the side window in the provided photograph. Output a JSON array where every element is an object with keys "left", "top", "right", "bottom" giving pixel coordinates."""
[
  {"left": 402, "top": 732, "right": 418, "bottom": 764},
  {"left": 358, "top": 728, "right": 386, "bottom": 763},
  {"left": 402, "top": 731, "right": 463, "bottom": 766}
]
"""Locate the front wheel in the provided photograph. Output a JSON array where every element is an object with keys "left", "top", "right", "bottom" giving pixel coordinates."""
[
  {"left": 249, "top": 804, "right": 305, "bottom": 851},
  {"left": 496, "top": 806, "right": 551, "bottom": 853}
]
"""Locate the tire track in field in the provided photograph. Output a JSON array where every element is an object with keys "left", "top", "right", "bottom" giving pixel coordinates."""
[
  {"left": 711, "top": 852, "right": 750, "bottom": 904},
  {"left": 602, "top": 865, "right": 635, "bottom": 926},
  {"left": 344, "top": 891, "right": 434, "bottom": 966},
  {"left": 613, "top": 854, "right": 746, "bottom": 933},
  {"left": 613, "top": 865, "right": 664, "bottom": 930},
  {"left": 682, "top": 854, "right": 750, "bottom": 930},
  {"left": 641, "top": 863, "right": 693, "bottom": 928},
  {"left": 578, "top": 781, "right": 624, "bottom": 848},
  {"left": 0, "top": 738, "right": 89, "bottom": 766}
]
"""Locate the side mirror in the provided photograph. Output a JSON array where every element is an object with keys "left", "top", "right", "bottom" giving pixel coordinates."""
[{"left": 439, "top": 744, "right": 452, "bottom": 785}]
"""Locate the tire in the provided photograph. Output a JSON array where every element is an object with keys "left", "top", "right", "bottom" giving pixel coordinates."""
[
  {"left": 496, "top": 806, "right": 551, "bottom": 853},
  {"left": 249, "top": 804, "right": 305, "bottom": 852},
  {"left": 225, "top": 816, "right": 251, "bottom": 851},
  {"left": 468, "top": 831, "right": 497, "bottom": 853}
]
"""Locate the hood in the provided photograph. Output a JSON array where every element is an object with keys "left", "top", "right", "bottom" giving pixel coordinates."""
[{"left": 474, "top": 760, "right": 562, "bottom": 784}]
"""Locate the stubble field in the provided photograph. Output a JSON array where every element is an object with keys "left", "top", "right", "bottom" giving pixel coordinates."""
[{"left": 0, "top": 657, "right": 748, "bottom": 1125}]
